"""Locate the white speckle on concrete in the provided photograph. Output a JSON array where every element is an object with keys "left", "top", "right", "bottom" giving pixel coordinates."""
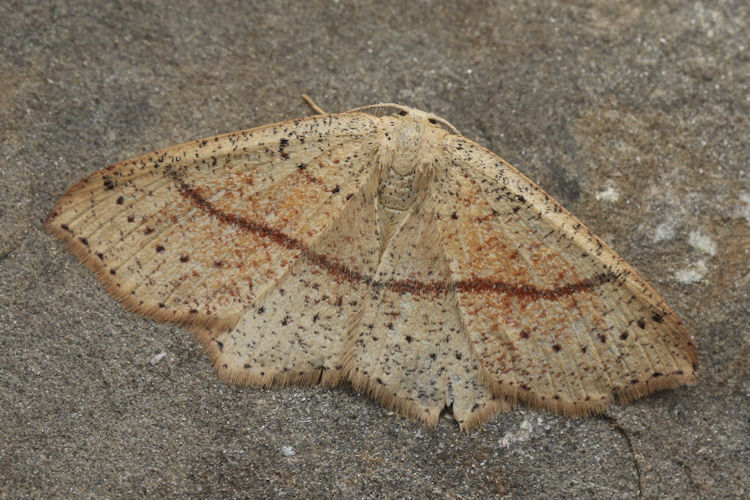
[
  {"left": 688, "top": 230, "right": 717, "bottom": 256},
  {"left": 149, "top": 351, "right": 166, "bottom": 365},
  {"left": 738, "top": 192, "right": 750, "bottom": 224},
  {"left": 674, "top": 259, "right": 708, "bottom": 284},
  {"left": 652, "top": 222, "right": 676, "bottom": 242},
  {"left": 281, "top": 445, "right": 295, "bottom": 457},
  {"left": 595, "top": 185, "right": 621, "bottom": 202},
  {"left": 499, "top": 417, "right": 536, "bottom": 448}
]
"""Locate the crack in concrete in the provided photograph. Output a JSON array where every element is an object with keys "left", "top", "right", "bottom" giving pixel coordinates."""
[
  {"left": 672, "top": 457, "right": 701, "bottom": 493},
  {"left": 601, "top": 414, "right": 643, "bottom": 498}
]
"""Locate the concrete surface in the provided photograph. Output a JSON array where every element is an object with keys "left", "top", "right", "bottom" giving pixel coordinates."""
[{"left": 1, "top": 1, "right": 747, "bottom": 498}]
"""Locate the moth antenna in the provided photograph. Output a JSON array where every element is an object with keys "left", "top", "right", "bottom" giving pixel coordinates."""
[{"left": 301, "top": 94, "right": 326, "bottom": 114}]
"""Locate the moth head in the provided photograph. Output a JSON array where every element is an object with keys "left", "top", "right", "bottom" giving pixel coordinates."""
[{"left": 348, "top": 103, "right": 460, "bottom": 135}]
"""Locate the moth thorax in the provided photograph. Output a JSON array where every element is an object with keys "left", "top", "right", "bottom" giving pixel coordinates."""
[{"left": 376, "top": 126, "right": 434, "bottom": 211}]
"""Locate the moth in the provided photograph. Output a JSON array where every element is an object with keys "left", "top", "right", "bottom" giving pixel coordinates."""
[{"left": 47, "top": 98, "right": 698, "bottom": 431}]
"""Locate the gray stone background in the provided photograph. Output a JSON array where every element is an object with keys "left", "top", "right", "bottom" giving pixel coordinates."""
[{"left": 1, "top": 1, "right": 747, "bottom": 498}]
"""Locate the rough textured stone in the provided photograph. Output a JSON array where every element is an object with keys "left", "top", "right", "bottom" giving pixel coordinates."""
[{"left": 1, "top": 1, "right": 747, "bottom": 497}]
